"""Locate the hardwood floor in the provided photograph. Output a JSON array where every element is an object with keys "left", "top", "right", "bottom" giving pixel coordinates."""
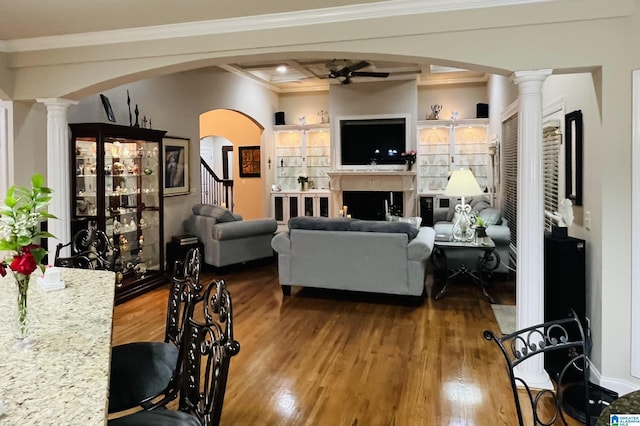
[{"left": 112, "top": 259, "right": 582, "bottom": 426}]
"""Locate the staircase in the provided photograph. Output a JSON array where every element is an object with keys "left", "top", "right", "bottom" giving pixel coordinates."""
[{"left": 200, "top": 157, "right": 234, "bottom": 210}]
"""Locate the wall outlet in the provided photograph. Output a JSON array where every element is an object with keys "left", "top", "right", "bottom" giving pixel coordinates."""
[{"left": 584, "top": 211, "right": 591, "bottom": 230}]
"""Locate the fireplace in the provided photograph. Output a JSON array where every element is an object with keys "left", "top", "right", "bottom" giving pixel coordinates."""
[
  {"left": 343, "top": 191, "right": 403, "bottom": 220},
  {"left": 327, "top": 170, "right": 417, "bottom": 218}
]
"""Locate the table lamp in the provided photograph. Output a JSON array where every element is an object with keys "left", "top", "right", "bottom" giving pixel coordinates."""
[{"left": 444, "top": 168, "right": 484, "bottom": 242}]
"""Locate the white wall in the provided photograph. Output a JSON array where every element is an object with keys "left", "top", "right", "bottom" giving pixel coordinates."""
[
  {"left": 542, "top": 72, "right": 609, "bottom": 382},
  {"left": 68, "top": 69, "right": 278, "bottom": 247},
  {"left": 278, "top": 92, "right": 330, "bottom": 126},
  {"left": 417, "top": 83, "right": 487, "bottom": 121}
]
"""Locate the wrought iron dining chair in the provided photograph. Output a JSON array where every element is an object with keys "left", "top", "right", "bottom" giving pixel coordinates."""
[
  {"left": 483, "top": 309, "right": 594, "bottom": 426},
  {"left": 54, "top": 226, "right": 117, "bottom": 270},
  {"left": 108, "top": 278, "right": 240, "bottom": 426},
  {"left": 108, "top": 247, "right": 203, "bottom": 414}
]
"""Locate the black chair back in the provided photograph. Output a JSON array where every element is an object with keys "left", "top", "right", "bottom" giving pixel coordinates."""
[
  {"left": 484, "top": 310, "right": 591, "bottom": 426},
  {"left": 54, "top": 227, "right": 117, "bottom": 270},
  {"left": 182, "top": 279, "right": 240, "bottom": 426}
]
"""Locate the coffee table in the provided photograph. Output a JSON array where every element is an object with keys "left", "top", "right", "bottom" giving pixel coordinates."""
[{"left": 431, "top": 236, "right": 501, "bottom": 303}]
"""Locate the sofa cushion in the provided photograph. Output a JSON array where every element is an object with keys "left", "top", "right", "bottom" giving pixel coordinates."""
[
  {"left": 192, "top": 204, "right": 238, "bottom": 223},
  {"left": 350, "top": 220, "right": 419, "bottom": 241},
  {"left": 479, "top": 207, "right": 502, "bottom": 225},
  {"left": 288, "top": 216, "right": 352, "bottom": 231}
]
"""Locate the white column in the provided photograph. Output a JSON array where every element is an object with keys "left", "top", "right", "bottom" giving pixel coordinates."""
[
  {"left": 36, "top": 98, "right": 78, "bottom": 259},
  {"left": 511, "top": 69, "right": 553, "bottom": 389}
]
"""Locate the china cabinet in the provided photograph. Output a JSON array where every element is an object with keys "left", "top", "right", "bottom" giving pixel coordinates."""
[
  {"left": 274, "top": 124, "right": 331, "bottom": 190},
  {"left": 417, "top": 118, "right": 489, "bottom": 193},
  {"left": 69, "top": 123, "right": 167, "bottom": 303}
]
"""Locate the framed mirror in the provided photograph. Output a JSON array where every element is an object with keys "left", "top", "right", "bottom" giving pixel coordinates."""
[{"left": 565, "top": 110, "right": 583, "bottom": 206}]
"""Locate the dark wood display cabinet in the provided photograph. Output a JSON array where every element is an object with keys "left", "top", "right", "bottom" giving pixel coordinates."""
[{"left": 69, "top": 123, "right": 167, "bottom": 304}]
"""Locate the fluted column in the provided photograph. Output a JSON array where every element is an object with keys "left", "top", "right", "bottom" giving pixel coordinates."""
[
  {"left": 512, "top": 69, "right": 553, "bottom": 389},
  {"left": 36, "top": 98, "right": 78, "bottom": 258}
]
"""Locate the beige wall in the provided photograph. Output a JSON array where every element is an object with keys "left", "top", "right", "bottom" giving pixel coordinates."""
[
  {"left": 3, "top": 0, "right": 640, "bottom": 390},
  {"left": 200, "top": 109, "right": 265, "bottom": 220}
]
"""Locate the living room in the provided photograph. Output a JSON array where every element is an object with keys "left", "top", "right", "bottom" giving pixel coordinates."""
[{"left": 1, "top": 0, "right": 640, "bottom": 419}]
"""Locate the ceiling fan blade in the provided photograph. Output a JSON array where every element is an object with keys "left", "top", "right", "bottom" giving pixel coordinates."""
[
  {"left": 346, "top": 61, "right": 370, "bottom": 72},
  {"left": 351, "top": 71, "right": 390, "bottom": 78}
]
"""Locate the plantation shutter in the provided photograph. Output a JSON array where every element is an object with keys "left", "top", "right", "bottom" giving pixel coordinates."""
[
  {"left": 502, "top": 113, "right": 518, "bottom": 265},
  {"left": 543, "top": 121, "right": 561, "bottom": 231}
]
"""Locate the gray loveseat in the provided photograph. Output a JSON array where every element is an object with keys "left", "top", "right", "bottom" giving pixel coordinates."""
[
  {"left": 184, "top": 204, "right": 277, "bottom": 268},
  {"left": 433, "top": 196, "right": 510, "bottom": 274},
  {"left": 271, "top": 217, "right": 436, "bottom": 299}
]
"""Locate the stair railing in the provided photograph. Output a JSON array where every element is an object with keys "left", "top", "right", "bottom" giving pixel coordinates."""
[{"left": 200, "top": 158, "right": 233, "bottom": 210}]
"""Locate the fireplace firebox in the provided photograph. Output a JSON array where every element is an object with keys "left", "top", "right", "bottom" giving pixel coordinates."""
[{"left": 342, "top": 191, "right": 403, "bottom": 220}]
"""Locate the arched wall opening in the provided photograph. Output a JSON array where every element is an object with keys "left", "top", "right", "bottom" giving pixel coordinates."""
[{"left": 200, "top": 109, "right": 265, "bottom": 220}]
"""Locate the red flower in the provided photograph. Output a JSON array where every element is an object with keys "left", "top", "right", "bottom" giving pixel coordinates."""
[
  {"left": 21, "top": 244, "right": 40, "bottom": 254},
  {"left": 0, "top": 263, "right": 6, "bottom": 277},
  {"left": 10, "top": 253, "right": 38, "bottom": 275}
]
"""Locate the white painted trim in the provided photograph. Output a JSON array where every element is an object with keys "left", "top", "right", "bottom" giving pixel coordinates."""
[
  {"left": 631, "top": 70, "right": 640, "bottom": 379},
  {"left": 2, "top": 0, "right": 554, "bottom": 52},
  {"left": 0, "top": 100, "right": 14, "bottom": 195}
]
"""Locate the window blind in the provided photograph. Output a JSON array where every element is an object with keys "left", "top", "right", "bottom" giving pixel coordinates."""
[
  {"left": 543, "top": 122, "right": 561, "bottom": 231},
  {"left": 502, "top": 113, "right": 518, "bottom": 265}
]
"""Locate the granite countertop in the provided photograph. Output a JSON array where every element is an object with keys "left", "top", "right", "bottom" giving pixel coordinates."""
[{"left": 0, "top": 269, "right": 115, "bottom": 425}]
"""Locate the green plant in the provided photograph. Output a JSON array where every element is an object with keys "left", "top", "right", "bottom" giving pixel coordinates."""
[
  {"left": 0, "top": 173, "right": 57, "bottom": 278},
  {"left": 474, "top": 216, "right": 486, "bottom": 228}
]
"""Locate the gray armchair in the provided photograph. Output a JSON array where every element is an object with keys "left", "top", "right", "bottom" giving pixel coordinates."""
[{"left": 184, "top": 204, "right": 277, "bottom": 268}]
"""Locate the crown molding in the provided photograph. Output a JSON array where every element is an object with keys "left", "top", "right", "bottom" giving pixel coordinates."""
[{"left": 2, "top": 0, "right": 553, "bottom": 53}]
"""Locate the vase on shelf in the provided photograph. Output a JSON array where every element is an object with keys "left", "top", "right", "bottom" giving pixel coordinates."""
[
  {"left": 406, "top": 161, "right": 414, "bottom": 171},
  {"left": 12, "top": 273, "right": 31, "bottom": 342}
]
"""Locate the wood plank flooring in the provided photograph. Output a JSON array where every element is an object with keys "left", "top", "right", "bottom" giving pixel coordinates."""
[{"left": 112, "top": 259, "right": 582, "bottom": 426}]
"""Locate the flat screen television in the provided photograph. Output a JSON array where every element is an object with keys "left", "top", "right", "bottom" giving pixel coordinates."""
[{"left": 338, "top": 115, "right": 408, "bottom": 166}]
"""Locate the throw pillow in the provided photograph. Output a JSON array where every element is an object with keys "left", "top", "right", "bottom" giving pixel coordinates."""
[
  {"left": 191, "top": 204, "right": 238, "bottom": 223},
  {"left": 479, "top": 208, "right": 502, "bottom": 225}
]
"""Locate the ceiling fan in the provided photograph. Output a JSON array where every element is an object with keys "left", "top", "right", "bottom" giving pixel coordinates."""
[{"left": 326, "top": 59, "right": 390, "bottom": 84}]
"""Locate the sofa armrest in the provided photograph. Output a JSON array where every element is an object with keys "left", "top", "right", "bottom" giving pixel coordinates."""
[
  {"left": 486, "top": 224, "right": 510, "bottom": 245},
  {"left": 271, "top": 231, "right": 291, "bottom": 254},
  {"left": 213, "top": 218, "right": 277, "bottom": 241},
  {"left": 407, "top": 227, "right": 436, "bottom": 260}
]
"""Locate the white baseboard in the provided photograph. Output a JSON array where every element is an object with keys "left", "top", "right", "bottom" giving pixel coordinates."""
[{"left": 590, "top": 365, "right": 640, "bottom": 396}]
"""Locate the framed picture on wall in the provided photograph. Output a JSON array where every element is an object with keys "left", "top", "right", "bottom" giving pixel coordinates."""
[
  {"left": 163, "top": 136, "right": 190, "bottom": 196},
  {"left": 239, "top": 146, "right": 261, "bottom": 177}
]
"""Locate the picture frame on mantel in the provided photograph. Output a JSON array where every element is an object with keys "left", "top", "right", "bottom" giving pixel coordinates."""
[{"left": 163, "top": 136, "right": 190, "bottom": 196}]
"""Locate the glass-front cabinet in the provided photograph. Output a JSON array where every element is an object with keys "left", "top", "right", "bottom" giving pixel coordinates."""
[{"left": 69, "top": 123, "right": 167, "bottom": 303}]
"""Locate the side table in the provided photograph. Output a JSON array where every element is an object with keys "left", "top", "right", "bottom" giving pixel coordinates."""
[
  {"left": 431, "top": 236, "right": 501, "bottom": 303},
  {"left": 166, "top": 240, "right": 204, "bottom": 273}
]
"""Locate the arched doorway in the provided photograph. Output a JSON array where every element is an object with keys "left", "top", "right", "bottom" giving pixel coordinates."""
[{"left": 200, "top": 109, "right": 265, "bottom": 220}]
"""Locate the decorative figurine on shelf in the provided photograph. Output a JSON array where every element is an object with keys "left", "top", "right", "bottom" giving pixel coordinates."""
[
  {"left": 113, "top": 219, "right": 121, "bottom": 234},
  {"left": 127, "top": 90, "right": 132, "bottom": 127},
  {"left": 142, "top": 116, "right": 148, "bottom": 129},
  {"left": 134, "top": 104, "right": 140, "bottom": 128},
  {"left": 138, "top": 235, "right": 144, "bottom": 247},
  {"left": 428, "top": 104, "right": 442, "bottom": 120},
  {"left": 317, "top": 109, "right": 329, "bottom": 124}
]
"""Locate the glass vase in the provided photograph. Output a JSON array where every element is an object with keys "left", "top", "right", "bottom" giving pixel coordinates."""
[{"left": 12, "top": 273, "right": 31, "bottom": 342}]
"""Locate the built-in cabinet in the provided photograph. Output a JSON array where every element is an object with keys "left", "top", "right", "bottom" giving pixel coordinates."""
[
  {"left": 69, "top": 123, "right": 167, "bottom": 304},
  {"left": 271, "top": 190, "right": 330, "bottom": 224},
  {"left": 274, "top": 124, "right": 331, "bottom": 191},
  {"left": 417, "top": 118, "right": 490, "bottom": 193}
]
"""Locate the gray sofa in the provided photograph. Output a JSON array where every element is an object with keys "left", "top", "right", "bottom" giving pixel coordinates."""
[
  {"left": 271, "top": 217, "right": 436, "bottom": 299},
  {"left": 433, "top": 196, "right": 510, "bottom": 274},
  {"left": 184, "top": 204, "right": 277, "bottom": 268}
]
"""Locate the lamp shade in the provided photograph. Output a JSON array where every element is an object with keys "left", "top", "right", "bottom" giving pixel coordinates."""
[{"left": 444, "top": 168, "right": 483, "bottom": 197}]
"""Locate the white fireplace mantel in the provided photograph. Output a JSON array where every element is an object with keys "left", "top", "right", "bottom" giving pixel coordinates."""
[{"left": 327, "top": 170, "right": 417, "bottom": 217}]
